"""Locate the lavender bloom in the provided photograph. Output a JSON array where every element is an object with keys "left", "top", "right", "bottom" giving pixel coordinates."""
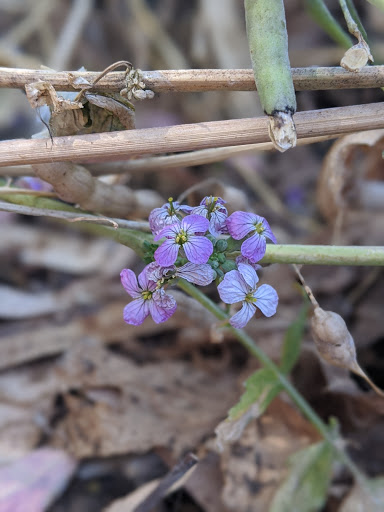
[
  {"left": 226, "top": 211, "right": 277, "bottom": 263},
  {"left": 217, "top": 263, "right": 278, "bottom": 329},
  {"left": 120, "top": 265, "right": 176, "bottom": 325},
  {"left": 149, "top": 198, "right": 192, "bottom": 235},
  {"left": 154, "top": 214, "right": 213, "bottom": 267},
  {"left": 192, "top": 196, "right": 228, "bottom": 236}
]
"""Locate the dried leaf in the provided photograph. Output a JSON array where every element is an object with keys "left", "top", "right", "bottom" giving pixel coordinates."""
[
  {"left": 270, "top": 440, "right": 334, "bottom": 512},
  {"left": 317, "top": 130, "right": 384, "bottom": 222},
  {"left": 25, "top": 81, "right": 83, "bottom": 114}
]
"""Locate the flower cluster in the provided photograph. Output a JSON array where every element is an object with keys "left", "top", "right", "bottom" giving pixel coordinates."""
[{"left": 121, "top": 196, "right": 278, "bottom": 328}]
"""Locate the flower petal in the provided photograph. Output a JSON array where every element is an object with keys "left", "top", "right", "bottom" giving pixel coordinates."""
[
  {"left": 226, "top": 211, "right": 257, "bottom": 240},
  {"left": 236, "top": 255, "right": 262, "bottom": 272},
  {"left": 191, "top": 205, "right": 208, "bottom": 218},
  {"left": 261, "top": 217, "right": 277, "bottom": 244},
  {"left": 241, "top": 233, "right": 266, "bottom": 263},
  {"left": 253, "top": 284, "right": 279, "bottom": 317},
  {"left": 217, "top": 270, "right": 249, "bottom": 304},
  {"left": 154, "top": 239, "right": 180, "bottom": 267},
  {"left": 123, "top": 298, "right": 150, "bottom": 325},
  {"left": 149, "top": 291, "right": 177, "bottom": 323},
  {"left": 154, "top": 222, "right": 180, "bottom": 241},
  {"left": 183, "top": 236, "right": 213, "bottom": 263},
  {"left": 138, "top": 263, "right": 159, "bottom": 291},
  {"left": 120, "top": 269, "right": 141, "bottom": 298},
  {"left": 176, "top": 262, "right": 215, "bottom": 285},
  {"left": 237, "top": 263, "right": 259, "bottom": 289},
  {"left": 182, "top": 214, "right": 209, "bottom": 234},
  {"left": 230, "top": 302, "right": 256, "bottom": 329}
]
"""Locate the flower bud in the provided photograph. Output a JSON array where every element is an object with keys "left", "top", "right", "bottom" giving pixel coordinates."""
[
  {"left": 221, "top": 260, "right": 237, "bottom": 273},
  {"left": 216, "top": 239, "right": 228, "bottom": 253}
]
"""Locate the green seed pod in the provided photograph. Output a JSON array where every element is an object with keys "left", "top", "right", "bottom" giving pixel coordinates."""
[
  {"left": 216, "top": 239, "right": 228, "bottom": 253},
  {"left": 244, "top": 0, "right": 297, "bottom": 151}
]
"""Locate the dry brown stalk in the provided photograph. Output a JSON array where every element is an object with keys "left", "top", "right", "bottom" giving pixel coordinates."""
[
  {"left": 0, "top": 103, "right": 383, "bottom": 167},
  {"left": 1, "top": 66, "right": 384, "bottom": 92}
]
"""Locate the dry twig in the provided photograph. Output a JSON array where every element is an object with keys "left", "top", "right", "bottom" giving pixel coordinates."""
[{"left": 1, "top": 66, "right": 384, "bottom": 92}]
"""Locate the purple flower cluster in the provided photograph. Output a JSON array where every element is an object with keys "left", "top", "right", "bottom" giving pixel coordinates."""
[{"left": 121, "top": 196, "right": 279, "bottom": 328}]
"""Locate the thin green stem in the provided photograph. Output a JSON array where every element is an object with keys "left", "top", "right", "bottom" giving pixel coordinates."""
[
  {"left": 177, "top": 278, "right": 370, "bottom": 491},
  {"left": 303, "top": 0, "right": 352, "bottom": 49}
]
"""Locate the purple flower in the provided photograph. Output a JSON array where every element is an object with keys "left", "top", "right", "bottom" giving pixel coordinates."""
[
  {"left": 149, "top": 198, "right": 192, "bottom": 235},
  {"left": 192, "top": 196, "right": 228, "bottom": 236},
  {"left": 226, "top": 211, "right": 276, "bottom": 263},
  {"left": 120, "top": 265, "right": 176, "bottom": 325},
  {"left": 217, "top": 263, "right": 278, "bottom": 329},
  {"left": 154, "top": 214, "right": 213, "bottom": 267}
]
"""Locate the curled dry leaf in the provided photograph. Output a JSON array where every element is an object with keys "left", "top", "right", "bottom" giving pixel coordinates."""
[
  {"left": 317, "top": 129, "right": 384, "bottom": 222},
  {"left": 25, "top": 81, "right": 83, "bottom": 115}
]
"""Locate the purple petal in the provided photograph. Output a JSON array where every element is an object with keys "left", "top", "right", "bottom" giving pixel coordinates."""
[
  {"left": 191, "top": 205, "right": 208, "bottom": 218},
  {"left": 183, "top": 236, "right": 213, "bottom": 264},
  {"left": 120, "top": 269, "right": 141, "bottom": 298},
  {"left": 182, "top": 214, "right": 209, "bottom": 235},
  {"left": 226, "top": 211, "right": 257, "bottom": 240},
  {"left": 209, "top": 210, "right": 228, "bottom": 236},
  {"left": 154, "top": 239, "right": 180, "bottom": 267},
  {"left": 176, "top": 263, "right": 215, "bottom": 285},
  {"left": 230, "top": 302, "right": 256, "bottom": 329},
  {"left": 260, "top": 217, "right": 277, "bottom": 244},
  {"left": 154, "top": 222, "right": 180, "bottom": 241},
  {"left": 149, "top": 291, "right": 177, "bottom": 323},
  {"left": 123, "top": 298, "right": 150, "bottom": 325},
  {"left": 237, "top": 263, "right": 259, "bottom": 289},
  {"left": 145, "top": 262, "right": 174, "bottom": 284},
  {"left": 241, "top": 233, "right": 266, "bottom": 263},
  {"left": 236, "top": 255, "right": 262, "bottom": 272},
  {"left": 138, "top": 264, "right": 158, "bottom": 291},
  {"left": 217, "top": 270, "right": 248, "bottom": 304},
  {"left": 253, "top": 284, "right": 279, "bottom": 317}
]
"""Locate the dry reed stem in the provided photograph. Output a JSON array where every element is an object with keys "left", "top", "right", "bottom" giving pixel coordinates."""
[
  {"left": 0, "top": 103, "right": 382, "bottom": 167},
  {"left": 1, "top": 66, "right": 384, "bottom": 92}
]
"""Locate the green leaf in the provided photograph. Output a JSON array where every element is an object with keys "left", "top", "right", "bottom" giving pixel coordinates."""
[
  {"left": 280, "top": 300, "right": 310, "bottom": 374},
  {"left": 228, "top": 368, "right": 281, "bottom": 421},
  {"left": 270, "top": 440, "right": 334, "bottom": 512}
]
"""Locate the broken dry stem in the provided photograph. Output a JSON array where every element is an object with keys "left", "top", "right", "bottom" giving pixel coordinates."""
[{"left": 1, "top": 67, "right": 384, "bottom": 92}]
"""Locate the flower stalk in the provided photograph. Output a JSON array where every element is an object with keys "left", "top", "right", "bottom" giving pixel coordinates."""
[{"left": 177, "top": 278, "right": 371, "bottom": 492}]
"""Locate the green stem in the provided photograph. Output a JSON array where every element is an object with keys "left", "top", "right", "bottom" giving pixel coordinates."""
[
  {"left": 260, "top": 244, "right": 384, "bottom": 266},
  {"left": 303, "top": 0, "right": 352, "bottom": 49},
  {"left": 177, "top": 278, "right": 370, "bottom": 490}
]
